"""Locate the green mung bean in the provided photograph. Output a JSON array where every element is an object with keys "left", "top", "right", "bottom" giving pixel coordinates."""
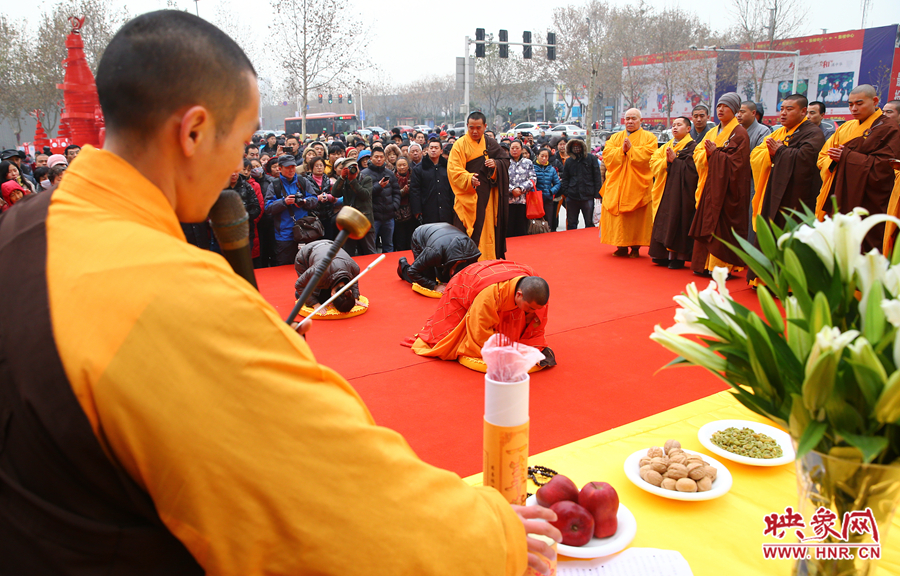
[{"left": 710, "top": 427, "right": 783, "bottom": 459}]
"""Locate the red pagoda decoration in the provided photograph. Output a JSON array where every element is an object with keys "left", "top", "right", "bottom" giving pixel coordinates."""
[
  {"left": 30, "top": 110, "right": 51, "bottom": 151},
  {"left": 57, "top": 16, "right": 103, "bottom": 148}
]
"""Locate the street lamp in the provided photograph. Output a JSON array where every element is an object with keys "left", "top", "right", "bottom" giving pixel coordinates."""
[{"left": 689, "top": 44, "right": 801, "bottom": 96}]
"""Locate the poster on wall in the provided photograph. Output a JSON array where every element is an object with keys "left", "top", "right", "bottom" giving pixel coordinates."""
[
  {"left": 776, "top": 79, "right": 809, "bottom": 111},
  {"left": 816, "top": 72, "right": 856, "bottom": 108}
]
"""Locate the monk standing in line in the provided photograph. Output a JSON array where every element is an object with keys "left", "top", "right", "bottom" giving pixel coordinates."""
[
  {"left": 447, "top": 111, "right": 511, "bottom": 261},
  {"left": 815, "top": 84, "right": 900, "bottom": 252},
  {"left": 689, "top": 92, "right": 751, "bottom": 277},
  {"left": 649, "top": 116, "right": 698, "bottom": 269},
  {"left": 880, "top": 100, "right": 900, "bottom": 255},
  {"left": 600, "top": 108, "right": 658, "bottom": 258}
]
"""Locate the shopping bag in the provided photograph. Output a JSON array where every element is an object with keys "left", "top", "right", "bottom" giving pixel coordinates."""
[{"left": 526, "top": 190, "right": 545, "bottom": 219}]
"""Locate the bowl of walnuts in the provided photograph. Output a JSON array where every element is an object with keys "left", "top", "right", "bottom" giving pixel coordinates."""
[{"left": 623, "top": 440, "right": 733, "bottom": 501}]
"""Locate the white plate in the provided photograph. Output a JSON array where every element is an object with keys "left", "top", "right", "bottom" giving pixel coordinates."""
[
  {"left": 623, "top": 449, "right": 732, "bottom": 501},
  {"left": 697, "top": 419, "right": 795, "bottom": 467},
  {"left": 525, "top": 495, "right": 637, "bottom": 558}
]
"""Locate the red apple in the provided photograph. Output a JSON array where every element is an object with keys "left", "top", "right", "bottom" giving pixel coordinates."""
[
  {"left": 549, "top": 501, "right": 595, "bottom": 547},
  {"left": 535, "top": 474, "right": 579, "bottom": 508},
  {"left": 579, "top": 482, "right": 619, "bottom": 538}
]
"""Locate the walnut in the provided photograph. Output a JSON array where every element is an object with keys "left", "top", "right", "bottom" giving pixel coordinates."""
[
  {"left": 649, "top": 457, "right": 668, "bottom": 474},
  {"left": 697, "top": 477, "right": 713, "bottom": 492},
  {"left": 661, "top": 478, "right": 677, "bottom": 491},
  {"left": 703, "top": 465, "right": 718, "bottom": 481},
  {"left": 639, "top": 457, "right": 651, "bottom": 468},
  {"left": 644, "top": 470, "right": 664, "bottom": 486},
  {"left": 668, "top": 452, "right": 687, "bottom": 465},
  {"left": 675, "top": 478, "right": 698, "bottom": 492},
  {"left": 687, "top": 462, "right": 706, "bottom": 480},
  {"left": 647, "top": 446, "right": 664, "bottom": 458},
  {"left": 663, "top": 463, "right": 688, "bottom": 479},
  {"left": 664, "top": 439, "right": 681, "bottom": 453}
]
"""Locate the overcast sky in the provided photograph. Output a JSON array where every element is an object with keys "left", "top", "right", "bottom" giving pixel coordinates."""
[{"left": 5, "top": 0, "right": 899, "bottom": 86}]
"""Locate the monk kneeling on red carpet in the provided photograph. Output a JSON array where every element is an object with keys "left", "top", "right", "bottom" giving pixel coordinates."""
[{"left": 404, "top": 259, "right": 556, "bottom": 370}]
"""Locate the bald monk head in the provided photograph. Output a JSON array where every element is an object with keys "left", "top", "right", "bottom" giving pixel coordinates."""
[
  {"left": 624, "top": 108, "right": 642, "bottom": 133},
  {"left": 884, "top": 100, "right": 900, "bottom": 122},
  {"left": 96, "top": 11, "right": 258, "bottom": 223},
  {"left": 848, "top": 84, "right": 880, "bottom": 123},
  {"left": 515, "top": 277, "right": 549, "bottom": 313}
]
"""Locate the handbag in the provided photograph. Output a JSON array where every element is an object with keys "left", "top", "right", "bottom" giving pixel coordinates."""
[
  {"left": 526, "top": 189, "right": 545, "bottom": 219},
  {"left": 292, "top": 214, "right": 324, "bottom": 243},
  {"left": 527, "top": 218, "right": 551, "bottom": 235}
]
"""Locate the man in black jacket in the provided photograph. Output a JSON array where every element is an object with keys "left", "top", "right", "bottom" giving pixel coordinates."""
[
  {"left": 397, "top": 223, "right": 481, "bottom": 292},
  {"left": 225, "top": 170, "right": 262, "bottom": 249},
  {"left": 294, "top": 239, "right": 360, "bottom": 311},
  {"left": 361, "top": 147, "right": 400, "bottom": 252},
  {"left": 559, "top": 139, "right": 602, "bottom": 230},
  {"left": 333, "top": 158, "right": 376, "bottom": 256},
  {"left": 410, "top": 139, "right": 453, "bottom": 224}
]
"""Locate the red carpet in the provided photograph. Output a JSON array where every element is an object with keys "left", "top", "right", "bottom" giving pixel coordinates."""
[{"left": 256, "top": 228, "right": 759, "bottom": 477}]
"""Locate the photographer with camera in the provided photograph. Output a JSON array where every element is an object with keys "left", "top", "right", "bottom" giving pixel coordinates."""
[
  {"left": 264, "top": 154, "right": 319, "bottom": 266},
  {"left": 333, "top": 157, "right": 376, "bottom": 255},
  {"left": 362, "top": 146, "right": 400, "bottom": 253}
]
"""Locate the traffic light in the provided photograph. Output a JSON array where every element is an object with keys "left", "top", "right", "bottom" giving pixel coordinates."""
[
  {"left": 318, "top": 94, "right": 323, "bottom": 103},
  {"left": 347, "top": 93, "right": 352, "bottom": 104},
  {"left": 508, "top": 107, "right": 512, "bottom": 116},
  {"left": 328, "top": 93, "right": 333, "bottom": 104},
  {"left": 475, "top": 28, "right": 485, "bottom": 58},
  {"left": 338, "top": 94, "right": 343, "bottom": 104},
  {"left": 499, "top": 29, "right": 508, "bottom": 58},
  {"left": 546, "top": 32, "right": 556, "bottom": 61},
  {"left": 523, "top": 31, "right": 532, "bottom": 59}
]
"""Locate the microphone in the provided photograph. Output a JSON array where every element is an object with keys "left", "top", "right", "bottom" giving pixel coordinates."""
[{"left": 209, "top": 189, "right": 258, "bottom": 290}]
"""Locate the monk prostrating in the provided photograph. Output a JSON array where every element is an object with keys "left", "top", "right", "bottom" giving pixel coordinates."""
[
  {"left": 408, "top": 260, "right": 555, "bottom": 367},
  {"left": 447, "top": 112, "right": 511, "bottom": 261}
]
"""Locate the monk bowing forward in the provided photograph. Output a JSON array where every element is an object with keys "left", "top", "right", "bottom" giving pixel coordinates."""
[{"left": 600, "top": 108, "right": 658, "bottom": 257}]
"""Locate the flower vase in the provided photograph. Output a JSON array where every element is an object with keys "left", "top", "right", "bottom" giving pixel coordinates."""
[{"left": 793, "top": 449, "right": 900, "bottom": 576}]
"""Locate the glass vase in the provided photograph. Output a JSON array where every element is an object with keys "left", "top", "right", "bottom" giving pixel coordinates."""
[{"left": 793, "top": 449, "right": 900, "bottom": 576}]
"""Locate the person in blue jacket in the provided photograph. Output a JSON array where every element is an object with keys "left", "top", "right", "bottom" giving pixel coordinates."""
[
  {"left": 264, "top": 154, "right": 319, "bottom": 265},
  {"left": 534, "top": 148, "right": 561, "bottom": 231}
]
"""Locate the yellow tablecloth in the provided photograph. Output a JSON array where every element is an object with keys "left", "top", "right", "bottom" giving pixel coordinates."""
[{"left": 464, "top": 391, "right": 900, "bottom": 575}]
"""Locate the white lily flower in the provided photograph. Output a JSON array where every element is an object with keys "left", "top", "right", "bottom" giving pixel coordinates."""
[
  {"left": 673, "top": 282, "right": 704, "bottom": 316},
  {"left": 668, "top": 308, "right": 721, "bottom": 339},
  {"left": 881, "top": 299, "right": 900, "bottom": 327},
  {"left": 649, "top": 325, "right": 728, "bottom": 371},
  {"left": 832, "top": 210, "right": 900, "bottom": 282},
  {"left": 884, "top": 266, "right": 900, "bottom": 297},
  {"left": 806, "top": 326, "right": 859, "bottom": 375},
  {"left": 856, "top": 249, "right": 890, "bottom": 311},
  {"left": 712, "top": 266, "right": 730, "bottom": 299},
  {"left": 780, "top": 221, "right": 835, "bottom": 275}
]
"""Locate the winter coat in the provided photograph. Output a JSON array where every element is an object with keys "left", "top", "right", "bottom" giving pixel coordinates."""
[
  {"left": 507, "top": 157, "right": 535, "bottom": 205},
  {"left": 293, "top": 239, "right": 360, "bottom": 302},
  {"left": 332, "top": 173, "right": 374, "bottom": 225},
  {"left": 407, "top": 223, "right": 481, "bottom": 290},
  {"left": 559, "top": 139, "right": 602, "bottom": 202},
  {"left": 534, "top": 163, "right": 561, "bottom": 201},
  {"left": 264, "top": 174, "right": 319, "bottom": 242},
  {"left": 181, "top": 222, "right": 211, "bottom": 250},
  {"left": 226, "top": 175, "right": 262, "bottom": 245},
  {"left": 306, "top": 172, "right": 339, "bottom": 223},
  {"left": 361, "top": 164, "right": 400, "bottom": 223},
  {"left": 410, "top": 156, "right": 453, "bottom": 224}
]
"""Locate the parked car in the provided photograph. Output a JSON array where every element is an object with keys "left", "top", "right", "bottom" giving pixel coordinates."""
[
  {"left": 452, "top": 121, "right": 467, "bottom": 135},
  {"left": 413, "top": 124, "right": 431, "bottom": 133},
  {"left": 366, "top": 126, "right": 387, "bottom": 136},
  {"left": 392, "top": 125, "right": 415, "bottom": 135},
  {"left": 550, "top": 124, "right": 587, "bottom": 138},
  {"left": 513, "top": 122, "right": 543, "bottom": 137}
]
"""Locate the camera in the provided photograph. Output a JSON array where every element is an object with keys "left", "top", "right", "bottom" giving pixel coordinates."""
[{"left": 348, "top": 164, "right": 359, "bottom": 175}]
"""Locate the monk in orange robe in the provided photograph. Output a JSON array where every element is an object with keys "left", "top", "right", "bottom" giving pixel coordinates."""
[
  {"left": 881, "top": 100, "right": 900, "bottom": 255},
  {"left": 408, "top": 260, "right": 555, "bottom": 366},
  {"left": 600, "top": 107, "right": 658, "bottom": 257}
]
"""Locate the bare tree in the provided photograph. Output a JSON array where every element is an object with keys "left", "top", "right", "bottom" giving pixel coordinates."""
[
  {"left": 471, "top": 40, "right": 525, "bottom": 123},
  {"left": 729, "top": 0, "right": 808, "bottom": 102},
  {"left": 269, "top": 0, "right": 370, "bottom": 136},
  {"left": 0, "top": 16, "right": 29, "bottom": 141}
]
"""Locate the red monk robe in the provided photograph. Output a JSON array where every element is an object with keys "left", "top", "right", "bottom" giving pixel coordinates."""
[{"left": 410, "top": 260, "right": 548, "bottom": 360}]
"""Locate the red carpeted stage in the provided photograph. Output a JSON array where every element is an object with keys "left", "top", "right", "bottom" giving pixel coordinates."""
[{"left": 256, "top": 228, "right": 758, "bottom": 478}]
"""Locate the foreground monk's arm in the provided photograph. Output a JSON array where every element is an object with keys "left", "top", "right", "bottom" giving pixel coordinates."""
[
  {"left": 57, "top": 259, "right": 528, "bottom": 576},
  {"left": 448, "top": 140, "right": 475, "bottom": 193}
]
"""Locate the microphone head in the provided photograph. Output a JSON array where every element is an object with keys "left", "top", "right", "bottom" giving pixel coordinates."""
[{"left": 209, "top": 189, "right": 249, "bottom": 250}]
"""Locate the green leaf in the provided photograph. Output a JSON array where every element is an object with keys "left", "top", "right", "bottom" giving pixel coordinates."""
[
  {"left": 757, "top": 286, "right": 785, "bottom": 334},
  {"left": 825, "top": 395, "right": 864, "bottom": 435},
  {"left": 810, "top": 292, "right": 833, "bottom": 336},
  {"left": 847, "top": 361, "right": 888, "bottom": 410},
  {"left": 789, "top": 394, "right": 810, "bottom": 439},
  {"left": 783, "top": 248, "right": 808, "bottom": 294},
  {"left": 863, "top": 281, "right": 886, "bottom": 343},
  {"left": 796, "top": 420, "right": 828, "bottom": 458},
  {"left": 875, "top": 371, "right": 900, "bottom": 424},
  {"left": 837, "top": 431, "right": 889, "bottom": 463},
  {"left": 756, "top": 215, "right": 780, "bottom": 262}
]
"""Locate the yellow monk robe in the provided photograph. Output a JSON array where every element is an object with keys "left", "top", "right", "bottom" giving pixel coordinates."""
[
  {"left": 884, "top": 168, "right": 900, "bottom": 255},
  {"left": 412, "top": 277, "right": 548, "bottom": 360},
  {"left": 691, "top": 118, "right": 745, "bottom": 273},
  {"left": 750, "top": 119, "right": 807, "bottom": 230},
  {"left": 448, "top": 134, "right": 507, "bottom": 261},
  {"left": 815, "top": 109, "right": 884, "bottom": 219},
  {"left": 45, "top": 146, "right": 527, "bottom": 575},
  {"left": 600, "top": 129, "right": 658, "bottom": 246},
  {"left": 650, "top": 134, "right": 693, "bottom": 219}
]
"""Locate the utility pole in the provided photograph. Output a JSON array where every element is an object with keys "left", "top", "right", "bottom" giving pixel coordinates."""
[
  {"left": 585, "top": 18, "right": 595, "bottom": 150},
  {"left": 464, "top": 35, "right": 471, "bottom": 118},
  {"left": 194, "top": 0, "right": 199, "bottom": 16}
]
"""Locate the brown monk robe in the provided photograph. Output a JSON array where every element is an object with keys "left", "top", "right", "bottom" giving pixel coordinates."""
[
  {"left": 815, "top": 85, "right": 900, "bottom": 253},
  {"left": 649, "top": 117, "right": 698, "bottom": 269},
  {"left": 447, "top": 113, "right": 511, "bottom": 261},
  {"left": 752, "top": 96, "right": 825, "bottom": 229},
  {"left": 690, "top": 92, "right": 751, "bottom": 275},
  {"left": 881, "top": 100, "right": 900, "bottom": 255}
]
